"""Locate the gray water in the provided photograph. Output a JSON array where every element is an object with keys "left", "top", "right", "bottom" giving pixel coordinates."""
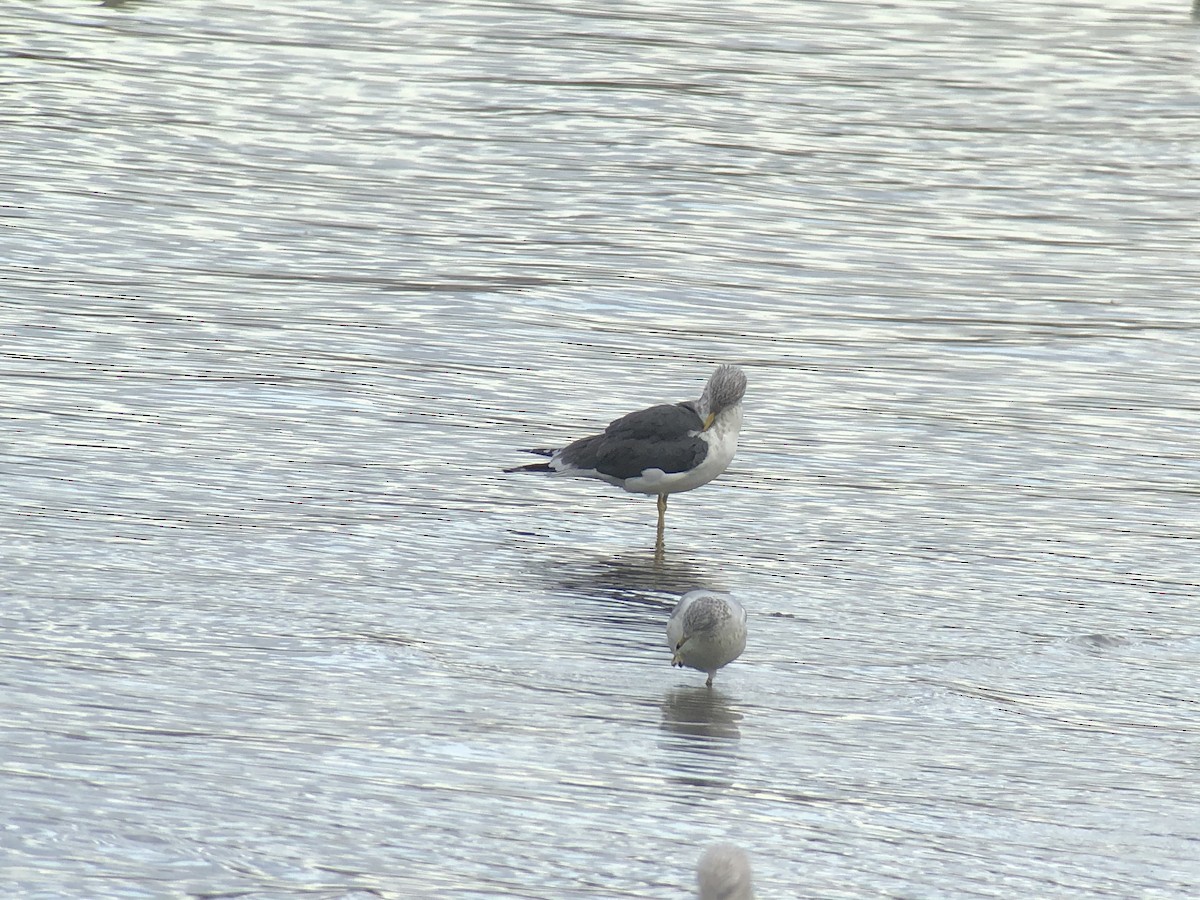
[{"left": 2, "top": 1, "right": 1199, "bottom": 897}]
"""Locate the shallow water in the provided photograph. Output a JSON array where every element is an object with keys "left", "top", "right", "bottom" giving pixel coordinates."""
[{"left": 2, "top": 1, "right": 1199, "bottom": 897}]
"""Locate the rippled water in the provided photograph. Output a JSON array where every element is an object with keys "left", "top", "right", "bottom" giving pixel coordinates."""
[{"left": 3, "top": 1, "right": 1199, "bottom": 897}]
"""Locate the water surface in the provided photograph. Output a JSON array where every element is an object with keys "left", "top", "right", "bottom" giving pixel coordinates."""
[{"left": 2, "top": 1, "right": 1198, "bottom": 897}]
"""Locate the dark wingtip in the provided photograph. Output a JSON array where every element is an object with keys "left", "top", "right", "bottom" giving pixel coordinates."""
[
  {"left": 504, "top": 462, "right": 554, "bottom": 474},
  {"left": 504, "top": 448, "right": 556, "bottom": 473}
]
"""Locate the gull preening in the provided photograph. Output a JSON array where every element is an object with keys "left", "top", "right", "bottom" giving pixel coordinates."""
[
  {"left": 667, "top": 589, "right": 747, "bottom": 688},
  {"left": 507, "top": 364, "right": 747, "bottom": 548}
]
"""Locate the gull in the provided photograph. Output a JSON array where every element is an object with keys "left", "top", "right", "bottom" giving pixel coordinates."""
[
  {"left": 696, "top": 843, "right": 754, "bottom": 900},
  {"left": 507, "top": 364, "right": 746, "bottom": 547},
  {"left": 668, "top": 589, "right": 747, "bottom": 688}
]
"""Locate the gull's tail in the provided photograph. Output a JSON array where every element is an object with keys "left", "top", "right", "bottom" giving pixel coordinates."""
[{"left": 504, "top": 448, "right": 556, "bottom": 474}]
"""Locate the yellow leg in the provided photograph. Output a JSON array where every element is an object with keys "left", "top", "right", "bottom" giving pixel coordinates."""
[{"left": 655, "top": 494, "right": 667, "bottom": 553}]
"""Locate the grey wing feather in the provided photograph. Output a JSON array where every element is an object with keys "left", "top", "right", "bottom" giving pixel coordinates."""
[
  {"left": 604, "top": 402, "right": 701, "bottom": 440},
  {"left": 558, "top": 403, "right": 707, "bottom": 479}
]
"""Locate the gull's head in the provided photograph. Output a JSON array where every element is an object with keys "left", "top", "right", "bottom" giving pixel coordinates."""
[
  {"left": 671, "top": 635, "right": 690, "bottom": 667},
  {"left": 697, "top": 364, "right": 747, "bottom": 428},
  {"left": 696, "top": 843, "right": 753, "bottom": 900}
]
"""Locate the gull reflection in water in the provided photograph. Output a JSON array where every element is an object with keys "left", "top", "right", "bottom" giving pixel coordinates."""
[
  {"left": 662, "top": 685, "right": 744, "bottom": 742},
  {"left": 660, "top": 685, "right": 744, "bottom": 789}
]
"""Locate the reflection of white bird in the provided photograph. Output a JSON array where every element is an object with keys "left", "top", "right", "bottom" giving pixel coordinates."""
[
  {"left": 507, "top": 365, "right": 747, "bottom": 545},
  {"left": 696, "top": 843, "right": 754, "bottom": 900},
  {"left": 667, "top": 590, "right": 747, "bottom": 688}
]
